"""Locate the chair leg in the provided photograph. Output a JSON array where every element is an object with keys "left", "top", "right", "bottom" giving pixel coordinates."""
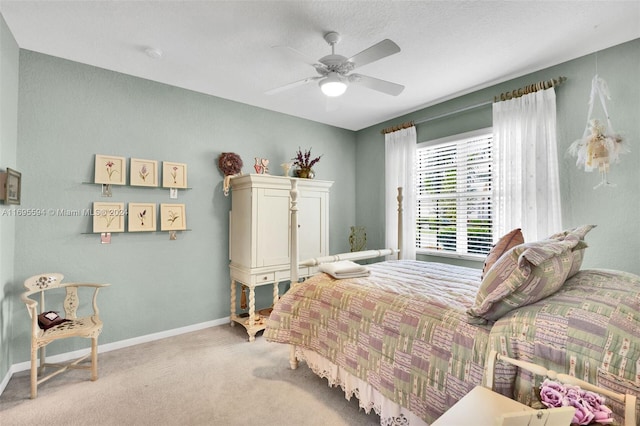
[
  {"left": 38, "top": 346, "right": 46, "bottom": 375},
  {"left": 30, "top": 345, "right": 38, "bottom": 399},
  {"left": 91, "top": 337, "right": 98, "bottom": 381}
]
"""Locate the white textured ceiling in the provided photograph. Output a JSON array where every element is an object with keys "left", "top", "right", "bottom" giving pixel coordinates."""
[{"left": 1, "top": 1, "right": 639, "bottom": 131}]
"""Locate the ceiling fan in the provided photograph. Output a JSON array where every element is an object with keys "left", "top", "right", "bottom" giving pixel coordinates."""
[{"left": 266, "top": 32, "right": 404, "bottom": 97}]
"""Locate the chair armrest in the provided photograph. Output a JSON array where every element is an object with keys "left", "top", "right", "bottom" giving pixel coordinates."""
[
  {"left": 20, "top": 292, "right": 40, "bottom": 336},
  {"left": 21, "top": 292, "right": 38, "bottom": 316},
  {"left": 61, "top": 283, "right": 111, "bottom": 289}
]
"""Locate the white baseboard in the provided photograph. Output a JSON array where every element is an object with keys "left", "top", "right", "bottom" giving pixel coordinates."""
[{"left": 0, "top": 316, "right": 230, "bottom": 396}]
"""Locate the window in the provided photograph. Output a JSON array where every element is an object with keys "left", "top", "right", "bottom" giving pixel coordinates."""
[{"left": 416, "top": 128, "right": 493, "bottom": 258}]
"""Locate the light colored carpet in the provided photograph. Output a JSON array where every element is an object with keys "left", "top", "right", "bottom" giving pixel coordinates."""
[{"left": 0, "top": 325, "right": 380, "bottom": 425}]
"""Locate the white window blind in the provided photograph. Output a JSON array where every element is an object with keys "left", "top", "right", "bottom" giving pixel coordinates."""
[{"left": 416, "top": 129, "right": 493, "bottom": 257}]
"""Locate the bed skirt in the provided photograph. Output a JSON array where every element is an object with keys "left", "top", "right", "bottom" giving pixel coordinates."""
[{"left": 295, "top": 345, "right": 429, "bottom": 426}]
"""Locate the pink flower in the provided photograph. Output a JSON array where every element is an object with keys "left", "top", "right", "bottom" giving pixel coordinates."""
[
  {"left": 540, "top": 385, "right": 564, "bottom": 408},
  {"left": 538, "top": 380, "right": 612, "bottom": 425},
  {"left": 581, "top": 390, "right": 605, "bottom": 410},
  {"left": 592, "top": 405, "right": 614, "bottom": 424},
  {"left": 570, "top": 399, "right": 595, "bottom": 425}
]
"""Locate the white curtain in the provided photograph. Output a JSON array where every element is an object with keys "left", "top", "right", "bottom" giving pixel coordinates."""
[
  {"left": 385, "top": 126, "right": 416, "bottom": 260},
  {"left": 492, "top": 88, "right": 562, "bottom": 242}
]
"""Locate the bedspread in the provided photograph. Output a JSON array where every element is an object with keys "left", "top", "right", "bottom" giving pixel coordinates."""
[
  {"left": 490, "top": 268, "right": 640, "bottom": 423},
  {"left": 265, "top": 260, "right": 492, "bottom": 423},
  {"left": 265, "top": 261, "right": 640, "bottom": 424}
]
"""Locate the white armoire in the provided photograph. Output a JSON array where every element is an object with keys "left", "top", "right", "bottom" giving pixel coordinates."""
[{"left": 228, "top": 174, "right": 332, "bottom": 341}]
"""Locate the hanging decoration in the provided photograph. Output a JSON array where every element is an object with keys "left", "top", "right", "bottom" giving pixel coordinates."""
[
  {"left": 217, "top": 152, "right": 243, "bottom": 196},
  {"left": 567, "top": 75, "right": 629, "bottom": 189}
]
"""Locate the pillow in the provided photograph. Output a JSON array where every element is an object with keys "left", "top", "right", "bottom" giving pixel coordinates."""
[
  {"left": 548, "top": 224, "right": 596, "bottom": 278},
  {"left": 481, "top": 228, "right": 524, "bottom": 280},
  {"left": 466, "top": 236, "right": 579, "bottom": 324}
]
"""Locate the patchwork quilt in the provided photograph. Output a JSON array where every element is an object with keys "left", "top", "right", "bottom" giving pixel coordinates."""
[
  {"left": 490, "top": 268, "right": 640, "bottom": 424},
  {"left": 265, "top": 261, "right": 640, "bottom": 424}
]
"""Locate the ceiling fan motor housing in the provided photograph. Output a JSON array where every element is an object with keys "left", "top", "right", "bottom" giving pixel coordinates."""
[{"left": 317, "top": 54, "right": 354, "bottom": 76}]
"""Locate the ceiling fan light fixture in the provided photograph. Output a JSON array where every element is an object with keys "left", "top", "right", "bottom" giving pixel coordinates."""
[{"left": 319, "top": 73, "right": 347, "bottom": 97}]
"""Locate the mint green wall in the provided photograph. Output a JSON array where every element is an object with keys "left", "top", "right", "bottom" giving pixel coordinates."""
[
  {"left": 4, "top": 30, "right": 638, "bottom": 373},
  {"left": 0, "top": 13, "right": 19, "bottom": 383},
  {"left": 356, "top": 39, "right": 640, "bottom": 274},
  {"left": 8, "top": 50, "right": 356, "bottom": 363}
]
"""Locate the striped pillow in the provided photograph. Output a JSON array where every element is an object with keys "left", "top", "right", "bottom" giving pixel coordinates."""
[
  {"left": 467, "top": 236, "right": 579, "bottom": 323},
  {"left": 548, "top": 224, "right": 596, "bottom": 278}
]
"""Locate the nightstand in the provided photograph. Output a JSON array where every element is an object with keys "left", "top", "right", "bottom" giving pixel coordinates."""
[
  {"left": 432, "top": 386, "right": 532, "bottom": 425},
  {"left": 432, "top": 386, "right": 574, "bottom": 426}
]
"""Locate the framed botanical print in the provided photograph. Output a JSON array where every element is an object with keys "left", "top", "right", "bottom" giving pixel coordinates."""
[
  {"left": 92, "top": 202, "right": 125, "bottom": 233},
  {"left": 3, "top": 168, "right": 21, "bottom": 205},
  {"left": 162, "top": 162, "right": 188, "bottom": 188},
  {"left": 160, "top": 203, "right": 186, "bottom": 231},
  {"left": 94, "top": 155, "right": 126, "bottom": 185},
  {"left": 128, "top": 202, "right": 157, "bottom": 232},
  {"left": 130, "top": 158, "right": 159, "bottom": 187}
]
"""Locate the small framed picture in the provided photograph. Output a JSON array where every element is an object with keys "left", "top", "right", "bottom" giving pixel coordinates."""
[
  {"left": 92, "top": 202, "right": 125, "bottom": 233},
  {"left": 130, "top": 158, "right": 159, "bottom": 187},
  {"left": 162, "top": 162, "right": 188, "bottom": 188},
  {"left": 94, "top": 155, "right": 126, "bottom": 185},
  {"left": 128, "top": 202, "right": 157, "bottom": 232},
  {"left": 3, "top": 168, "right": 22, "bottom": 205},
  {"left": 160, "top": 203, "right": 186, "bottom": 231}
]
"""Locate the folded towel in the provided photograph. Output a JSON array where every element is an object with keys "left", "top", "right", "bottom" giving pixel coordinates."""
[{"left": 319, "top": 260, "right": 370, "bottom": 279}]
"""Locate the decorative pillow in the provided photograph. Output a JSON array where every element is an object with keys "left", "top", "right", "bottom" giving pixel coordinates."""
[
  {"left": 466, "top": 236, "right": 579, "bottom": 324},
  {"left": 481, "top": 228, "right": 524, "bottom": 280},
  {"left": 37, "top": 311, "right": 70, "bottom": 330},
  {"left": 548, "top": 224, "right": 596, "bottom": 278}
]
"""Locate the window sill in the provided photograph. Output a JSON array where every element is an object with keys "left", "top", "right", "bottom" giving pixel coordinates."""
[{"left": 416, "top": 249, "right": 485, "bottom": 262}]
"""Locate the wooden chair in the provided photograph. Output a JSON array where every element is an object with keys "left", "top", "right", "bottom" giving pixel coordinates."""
[
  {"left": 486, "top": 350, "right": 637, "bottom": 426},
  {"left": 21, "top": 273, "right": 109, "bottom": 398}
]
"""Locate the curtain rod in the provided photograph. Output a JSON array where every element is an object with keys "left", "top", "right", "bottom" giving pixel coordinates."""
[
  {"left": 381, "top": 76, "right": 567, "bottom": 134},
  {"left": 494, "top": 76, "right": 566, "bottom": 102}
]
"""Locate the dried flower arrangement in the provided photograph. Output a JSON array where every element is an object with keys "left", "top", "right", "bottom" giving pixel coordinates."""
[{"left": 292, "top": 147, "right": 322, "bottom": 178}]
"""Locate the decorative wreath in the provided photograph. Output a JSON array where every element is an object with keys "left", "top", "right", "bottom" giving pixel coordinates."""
[
  {"left": 217, "top": 152, "right": 243, "bottom": 196},
  {"left": 218, "top": 152, "right": 243, "bottom": 176}
]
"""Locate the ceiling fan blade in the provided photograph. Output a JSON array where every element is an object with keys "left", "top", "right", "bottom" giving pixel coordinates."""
[
  {"left": 349, "top": 73, "right": 405, "bottom": 96},
  {"left": 347, "top": 39, "right": 401, "bottom": 69},
  {"left": 272, "top": 45, "right": 327, "bottom": 71},
  {"left": 265, "top": 76, "right": 322, "bottom": 95}
]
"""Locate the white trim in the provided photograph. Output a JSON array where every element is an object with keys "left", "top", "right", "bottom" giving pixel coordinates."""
[
  {"left": 417, "top": 126, "right": 492, "bottom": 148},
  {"left": 417, "top": 248, "right": 485, "bottom": 262},
  {"left": 0, "top": 316, "right": 230, "bottom": 396}
]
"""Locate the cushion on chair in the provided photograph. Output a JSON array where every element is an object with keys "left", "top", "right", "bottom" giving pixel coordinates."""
[{"left": 37, "top": 311, "right": 70, "bottom": 330}]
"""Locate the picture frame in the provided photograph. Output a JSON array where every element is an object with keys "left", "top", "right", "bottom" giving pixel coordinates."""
[
  {"left": 130, "top": 158, "right": 159, "bottom": 187},
  {"left": 128, "top": 202, "right": 157, "bottom": 232},
  {"left": 162, "top": 161, "right": 188, "bottom": 188},
  {"left": 92, "top": 202, "right": 125, "bottom": 233},
  {"left": 3, "top": 168, "right": 22, "bottom": 205},
  {"left": 160, "top": 203, "right": 186, "bottom": 231},
  {"left": 94, "top": 155, "right": 126, "bottom": 185}
]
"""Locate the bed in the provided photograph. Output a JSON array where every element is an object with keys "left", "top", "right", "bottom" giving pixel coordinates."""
[{"left": 264, "top": 182, "right": 640, "bottom": 425}]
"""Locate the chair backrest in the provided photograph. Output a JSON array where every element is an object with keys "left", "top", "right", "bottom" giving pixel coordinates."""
[
  {"left": 486, "top": 350, "right": 637, "bottom": 426},
  {"left": 22, "top": 273, "right": 65, "bottom": 317},
  {"left": 24, "top": 273, "right": 65, "bottom": 292}
]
